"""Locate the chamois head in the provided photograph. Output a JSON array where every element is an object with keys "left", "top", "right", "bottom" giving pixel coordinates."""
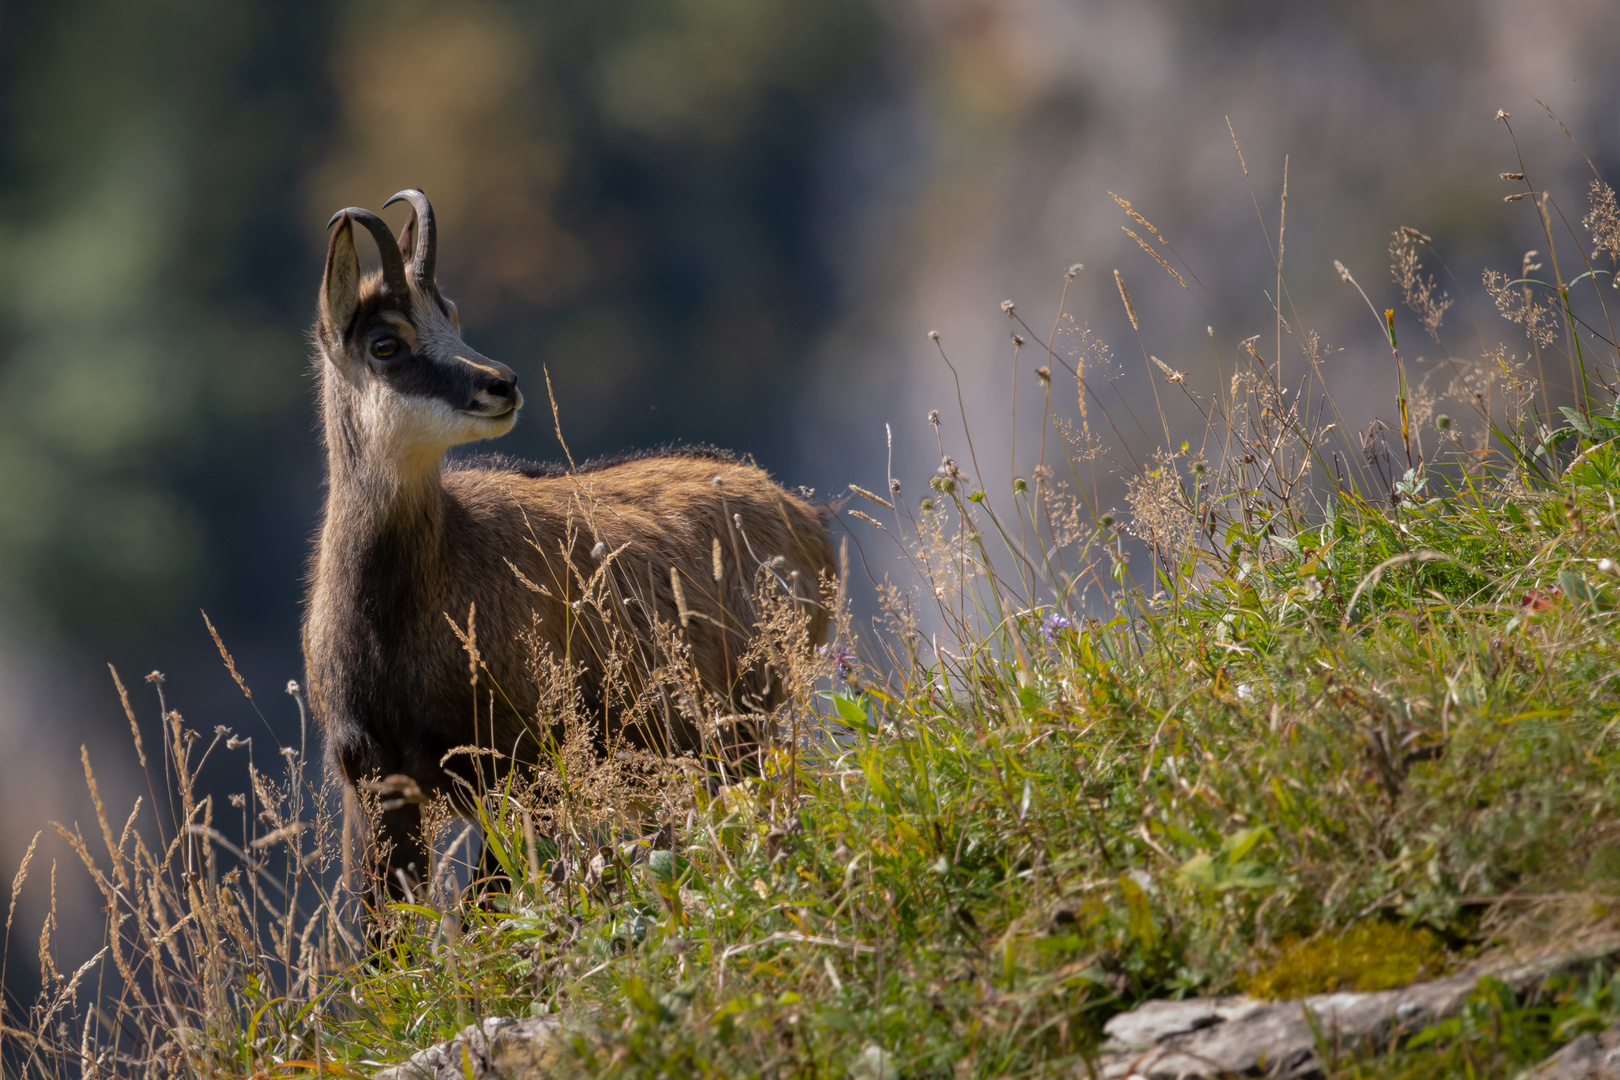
[{"left": 317, "top": 189, "right": 521, "bottom": 465}]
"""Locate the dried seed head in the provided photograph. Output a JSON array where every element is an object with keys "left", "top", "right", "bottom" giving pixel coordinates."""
[
  {"left": 591, "top": 540, "right": 608, "bottom": 561},
  {"left": 1505, "top": 193, "right": 1525, "bottom": 202},
  {"left": 1495, "top": 109, "right": 1511, "bottom": 122},
  {"left": 927, "top": 330, "right": 940, "bottom": 341},
  {"left": 1065, "top": 263, "right": 1083, "bottom": 280},
  {"left": 1400, "top": 226, "right": 1433, "bottom": 244},
  {"left": 1334, "top": 260, "right": 1353, "bottom": 284},
  {"left": 848, "top": 483, "right": 894, "bottom": 510},
  {"left": 1000, "top": 299, "right": 1016, "bottom": 316},
  {"left": 712, "top": 537, "right": 724, "bottom": 582},
  {"left": 1012, "top": 333, "right": 1025, "bottom": 346},
  {"left": 889, "top": 478, "right": 901, "bottom": 493},
  {"left": 927, "top": 409, "right": 941, "bottom": 426},
  {"left": 1114, "top": 269, "right": 1139, "bottom": 331},
  {"left": 1035, "top": 365, "right": 1051, "bottom": 383},
  {"left": 1501, "top": 172, "right": 1525, "bottom": 181},
  {"left": 669, "top": 567, "right": 689, "bottom": 628}
]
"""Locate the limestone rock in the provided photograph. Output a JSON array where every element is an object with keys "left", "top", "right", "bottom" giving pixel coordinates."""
[
  {"left": 1519, "top": 1023, "right": 1620, "bottom": 1080},
  {"left": 372, "top": 1015, "right": 562, "bottom": 1080},
  {"left": 1097, "top": 941, "right": 1620, "bottom": 1080}
]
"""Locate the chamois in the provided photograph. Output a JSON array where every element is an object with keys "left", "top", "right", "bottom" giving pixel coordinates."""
[{"left": 303, "top": 190, "right": 834, "bottom": 903}]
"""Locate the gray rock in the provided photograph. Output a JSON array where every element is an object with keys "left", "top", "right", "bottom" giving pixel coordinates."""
[
  {"left": 1097, "top": 942, "right": 1620, "bottom": 1080},
  {"left": 372, "top": 1015, "right": 562, "bottom": 1080},
  {"left": 1519, "top": 1023, "right": 1620, "bottom": 1080}
]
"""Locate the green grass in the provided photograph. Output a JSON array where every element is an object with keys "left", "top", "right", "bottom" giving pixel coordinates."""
[{"left": 10, "top": 137, "right": 1620, "bottom": 1079}]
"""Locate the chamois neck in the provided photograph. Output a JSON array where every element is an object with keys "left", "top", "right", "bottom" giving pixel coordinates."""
[{"left": 318, "top": 367, "right": 447, "bottom": 548}]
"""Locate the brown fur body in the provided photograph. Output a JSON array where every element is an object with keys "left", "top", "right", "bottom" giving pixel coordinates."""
[{"left": 301, "top": 193, "right": 834, "bottom": 896}]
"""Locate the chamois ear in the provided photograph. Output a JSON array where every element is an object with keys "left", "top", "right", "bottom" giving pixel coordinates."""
[
  {"left": 321, "top": 214, "right": 361, "bottom": 343},
  {"left": 395, "top": 214, "right": 415, "bottom": 265}
]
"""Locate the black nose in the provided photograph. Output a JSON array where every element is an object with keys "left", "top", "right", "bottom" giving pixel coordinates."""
[{"left": 487, "top": 372, "right": 518, "bottom": 400}]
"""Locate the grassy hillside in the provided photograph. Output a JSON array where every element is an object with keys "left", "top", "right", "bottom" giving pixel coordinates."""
[{"left": 9, "top": 153, "right": 1620, "bottom": 1079}]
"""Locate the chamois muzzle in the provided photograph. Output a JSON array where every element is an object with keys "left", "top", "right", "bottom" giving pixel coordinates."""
[{"left": 461, "top": 356, "right": 522, "bottom": 418}]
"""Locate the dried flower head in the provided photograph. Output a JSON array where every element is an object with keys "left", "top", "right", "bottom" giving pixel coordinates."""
[
  {"left": 1501, "top": 172, "right": 1525, "bottom": 181},
  {"left": 1150, "top": 355, "right": 1186, "bottom": 383},
  {"left": 1065, "top": 263, "right": 1083, "bottom": 280},
  {"left": 1390, "top": 227, "right": 1451, "bottom": 343},
  {"left": 927, "top": 330, "right": 940, "bottom": 342},
  {"left": 1125, "top": 448, "right": 1193, "bottom": 566},
  {"left": 1495, "top": 109, "right": 1511, "bottom": 121},
  {"left": 1504, "top": 193, "right": 1524, "bottom": 203},
  {"left": 1035, "top": 365, "right": 1051, "bottom": 384},
  {"left": 1012, "top": 333, "right": 1025, "bottom": 346},
  {"left": 927, "top": 409, "right": 941, "bottom": 426},
  {"left": 1484, "top": 269, "right": 1559, "bottom": 347},
  {"left": 1583, "top": 180, "right": 1620, "bottom": 268},
  {"left": 1000, "top": 299, "right": 1016, "bottom": 316}
]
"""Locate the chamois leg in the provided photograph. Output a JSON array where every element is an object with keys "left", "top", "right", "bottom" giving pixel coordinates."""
[{"left": 373, "top": 801, "right": 431, "bottom": 907}]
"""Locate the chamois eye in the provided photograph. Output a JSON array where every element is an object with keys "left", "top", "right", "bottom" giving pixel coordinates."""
[{"left": 370, "top": 336, "right": 400, "bottom": 360}]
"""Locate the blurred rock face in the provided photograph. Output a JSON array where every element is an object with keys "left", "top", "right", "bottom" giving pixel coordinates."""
[{"left": 809, "top": 0, "right": 1620, "bottom": 507}]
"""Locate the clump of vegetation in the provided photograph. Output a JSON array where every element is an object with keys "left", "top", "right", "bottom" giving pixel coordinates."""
[
  {"left": 1240, "top": 922, "right": 1447, "bottom": 1000},
  {"left": 7, "top": 116, "right": 1620, "bottom": 1079}
]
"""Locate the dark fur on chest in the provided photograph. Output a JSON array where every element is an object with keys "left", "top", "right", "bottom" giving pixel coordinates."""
[{"left": 309, "top": 488, "right": 541, "bottom": 795}]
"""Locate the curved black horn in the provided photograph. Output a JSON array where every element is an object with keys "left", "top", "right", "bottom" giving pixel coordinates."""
[
  {"left": 383, "top": 189, "right": 436, "bottom": 290},
  {"left": 326, "top": 207, "right": 411, "bottom": 306}
]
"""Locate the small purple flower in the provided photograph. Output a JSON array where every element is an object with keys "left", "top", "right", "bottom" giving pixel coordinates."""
[
  {"left": 1041, "top": 612, "right": 1072, "bottom": 644},
  {"left": 819, "top": 643, "right": 856, "bottom": 680}
]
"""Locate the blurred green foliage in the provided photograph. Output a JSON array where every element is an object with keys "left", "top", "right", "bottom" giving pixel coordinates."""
[{"left": 0, "top": 0, "right": 881, "bottom": 641}]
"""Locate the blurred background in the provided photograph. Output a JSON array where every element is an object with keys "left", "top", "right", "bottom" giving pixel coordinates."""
[{"left": 3, "top": 0, "right": 1618, "bottom": 1001}]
